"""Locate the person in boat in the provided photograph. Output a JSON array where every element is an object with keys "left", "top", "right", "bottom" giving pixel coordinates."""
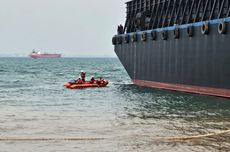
[
  {"left": 90, "top": 76, "right": 95, "bottom": 84},
  {"left": 96, "top": 77, "right": 103, "bottom": 85},
  {"left": 75, "top": 76, "right": 83, "bottom": 84},
  {"left": 80, "top": 70, "right": 86, "bottom": 82}
]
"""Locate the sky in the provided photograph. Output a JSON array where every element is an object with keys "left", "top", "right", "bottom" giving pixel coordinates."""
[{"left": 0, "top": 0, "right": 127, "bottom": 57}]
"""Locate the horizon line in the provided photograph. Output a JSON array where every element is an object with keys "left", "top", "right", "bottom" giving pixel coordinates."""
[{"left": 0, "top": 56, "right": 117, "bottom": 58}]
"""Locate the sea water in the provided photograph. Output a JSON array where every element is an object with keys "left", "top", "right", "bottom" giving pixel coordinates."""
[{"left": 0, "top": 58, "right": 229, "bottom": 152}]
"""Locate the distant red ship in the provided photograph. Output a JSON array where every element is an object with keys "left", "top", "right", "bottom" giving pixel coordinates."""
[{"left": 29, "top": 50, "right": 61, "bottom": 58}]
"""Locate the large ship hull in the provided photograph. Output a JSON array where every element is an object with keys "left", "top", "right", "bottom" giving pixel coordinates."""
[
  {"left": 29, "top": 54, "right": 61, "bottom": 58},
  {"left": 115, "top": 19, "right": 230, "bottom": 98}
]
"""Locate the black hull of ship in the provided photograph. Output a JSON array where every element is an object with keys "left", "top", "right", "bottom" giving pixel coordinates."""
[{"left": 115, "top": 20, "right": 230, "bottom": 98}]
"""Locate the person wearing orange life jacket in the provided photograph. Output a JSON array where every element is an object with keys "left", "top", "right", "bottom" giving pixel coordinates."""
[
  {"left": 90, "top": 76, "right": 95, "bottom": 84},
  {"left": 75, "top": 76, "right": 83, "bottom": 84},
  {"left": 96, "top": 77, "right": 104, "bottom": 85},
  {"left": 100, "top": 78, "right": 106, "bottom": 85},
  {"left": 80, "top": 70, "right": 86, "bottom": 82}
]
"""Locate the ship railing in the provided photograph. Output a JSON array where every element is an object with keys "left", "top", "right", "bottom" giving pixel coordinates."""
[{"left": 124, "top": 0, "right": 230, "bottom": 33}]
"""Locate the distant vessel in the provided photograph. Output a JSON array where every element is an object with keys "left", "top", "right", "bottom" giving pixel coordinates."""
[{"left": 29, "top": 50, "right": 61, "bottom": 58}]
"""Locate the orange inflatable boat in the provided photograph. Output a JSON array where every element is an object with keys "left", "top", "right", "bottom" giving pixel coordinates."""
[{"left": 64, "top": 80, "right": 109, "bottom": 89}]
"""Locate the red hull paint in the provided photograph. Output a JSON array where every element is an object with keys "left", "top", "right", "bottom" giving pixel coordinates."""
[
  {"left": 29, "top": 54, "right": 61, "bottom": 58},
  {"left": 133, "top": 80, "right": 230, "bottom": 98}
]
